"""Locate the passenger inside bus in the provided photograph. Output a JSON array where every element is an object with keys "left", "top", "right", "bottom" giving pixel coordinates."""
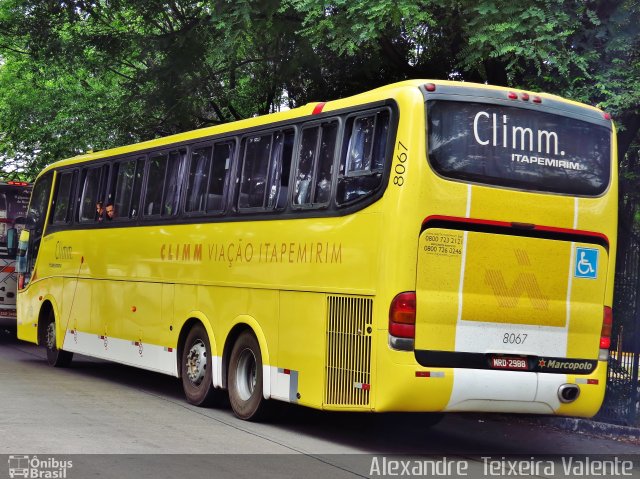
[
  {"left": 105, "top": 203, "right": 116, "bottom": 220},
  {"left": 95, "top": 201, "right": 104, "bottom": 222}
]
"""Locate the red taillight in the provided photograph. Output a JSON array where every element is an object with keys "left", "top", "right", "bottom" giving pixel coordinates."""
[
  {"left": 425, "top": 83, "right": 436, "bottom": 92},
  {"left": 389, "top": 292, "right": 416, "bottom": 339},
  {"left": 520, "top": 93, "right": 530, "bottom": 101},
  {"left": 600, "top": 306, "right": 613, "bottom": 349},
  {"left": 532, "top": 96, "right": 542, "bottom": 103},
  {"left": 603, "top": 112, "right": 612, "bottom": 120},
  {"left": 7, "top": 181, "right": 29, "bottom": 186}
]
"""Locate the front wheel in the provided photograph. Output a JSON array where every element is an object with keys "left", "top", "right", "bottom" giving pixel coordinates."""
[
  {"left": 228, "top": 331, "right": 267, "bottom": 421},
  {"left": 44, "top": 310, "right": 73, "bottom": 367}
]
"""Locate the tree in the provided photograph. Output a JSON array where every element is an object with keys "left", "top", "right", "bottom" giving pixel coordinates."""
[
  {"left": 0, "top": 0, "right": 637, "bottom": 190},
  {"left": 0, "top": 0, "right": 314, "bottom": 177},
  {"left": 288, "top": 0, "right": 640, "bottom": 232}
]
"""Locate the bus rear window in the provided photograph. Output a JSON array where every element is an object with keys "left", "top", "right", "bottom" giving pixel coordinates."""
[{"left": 426, "top": 100, "right": 611, "bottom": 196}]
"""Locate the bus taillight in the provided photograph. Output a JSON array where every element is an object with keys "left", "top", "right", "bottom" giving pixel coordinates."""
[
  {"left": 389, "top": 292, "right": 416, "bottom": 351},
  {"left": 599, "top": 306, "right": 613, "bottom": 360}
]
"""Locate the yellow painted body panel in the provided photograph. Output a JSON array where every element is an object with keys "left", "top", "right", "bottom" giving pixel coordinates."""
[
  {"left": 278, "top": 292, "right": 327, "bottom": 407},
  {"left": 416, "top": 230, "right": 608, "bottom": 358},
  {"left": 17, "top": 80, "right": 616, "bottom": 417}
]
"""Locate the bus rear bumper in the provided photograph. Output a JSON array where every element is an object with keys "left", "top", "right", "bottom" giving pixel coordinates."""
[{"left": 374, "top": 348, "right": 607, "bottom": 418}]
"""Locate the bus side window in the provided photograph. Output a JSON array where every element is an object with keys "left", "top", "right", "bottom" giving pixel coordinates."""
[
  {"left": 186, "top": 146, "right": 213, "bottom": 213},
  {"left": 238, "top": 129, "right": 293, "bottom": 212},
  {"left": 239, "top": 134, "right": 271, "bottom": 209},
  {"left": 337, "top": 110, "right": 390, "bottom": 205},
  {"left": 162, "top": 149, "right": 187, "bottom": 217},
  {"left": 294, "top": 127, "right": 318, "bottom": 205},
  {"left": 51, "top": 171, "right": 76, "bottom": 225},
  {"left": 130, "top": 158, "right": 145, "bottom": 218},
  {"left": 293, "top": 121, "right": 337, "bottom": 207},
  {"left": 110, "top": 157, "right": 145, "bottom": 220},
  {"left": 276, "top": 131, "right": 294, "bottom": 209},
  {"left": 25, "top": 173, "right": 52, "bottom": 273},
  {"left": 78, "top": 164, "right": 109, "bottom": 223},
  {"left": 144, "top": 154, "right": 168, "bottom": 217},
  {"left": 266, "top": 129, "right": 294, "bottom": 210},
  {"left": 187, "top": 141, "right": 236, "bottom": 215},
  {"left": 208, "top": 142, "right": 234, "bottom": 212}
]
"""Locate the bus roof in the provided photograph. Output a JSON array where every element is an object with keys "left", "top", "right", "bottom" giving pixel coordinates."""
[{"left": 35, "top": 80, "right": 609, "bottom": 179}]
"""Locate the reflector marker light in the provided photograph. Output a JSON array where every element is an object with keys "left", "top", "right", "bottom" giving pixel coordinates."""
[
  {"left": 575, "top": 378, "right": 599, "bottom": 385},
  {"left": 354, "top": 382, "right": 371, "bottom": 391},
  {"left": 163, "top": 347, "right": 173, "bottom": 352},
  {"left": 508, "top": 92, "right": 518, "bottom": 99},
  {"left": 416, "top": 371, "right": 444, "bottom": 378},
  {"left": 603, "top": 112, "right": 612, "bottom": 120},
  {"left": 7, "top": 181, "right": 29, "bottom": 186},
  {"left": 520, "top": 93, "right": 530, "bottom": 101},
  {"left": 533, "top": 96, "right": 542, "bottom": 103},
  {"left": 312, "top": 102, "right": 326, "bottom": 115},
  {"left": 425, "top": 83, "right": 437, "bottom": 92},
  {"left": 600, "top": 306, "right": 613, "bottom": 350}
]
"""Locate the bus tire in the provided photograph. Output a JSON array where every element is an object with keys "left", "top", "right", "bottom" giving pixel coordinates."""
[
  {"left": 181, "top": 323, "right": 223, "bottom": 407},
  {"left": 44, "top": 310, "right": 73, "bottom": 367},
  {"left": 228, "top": 330, "right": 267, "bottom": 421}
]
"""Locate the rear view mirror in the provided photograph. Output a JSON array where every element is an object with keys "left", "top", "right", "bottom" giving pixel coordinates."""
[
  {"left": 15, "top": 229, "right": 30, "bottom": 275},
  {"left": 6, "top": 228, "right": 17, "bottom": 259}
]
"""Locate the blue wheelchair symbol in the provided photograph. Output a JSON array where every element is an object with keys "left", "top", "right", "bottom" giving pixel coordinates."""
[{"left": 574, "top": 247, "right": 598, "bottom": 279}]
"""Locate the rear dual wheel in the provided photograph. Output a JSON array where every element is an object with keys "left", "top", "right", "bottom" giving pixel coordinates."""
[
  {"left": 228, "top": 331, "right": 267, "bottom": 421},
  {"left": 180, "top": 325, "right": 267, "bottom": 420}
]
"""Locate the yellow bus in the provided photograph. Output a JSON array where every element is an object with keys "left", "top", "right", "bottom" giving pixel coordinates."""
[{"left": 16, "top": 80, "right": 616, "bottom": 420}]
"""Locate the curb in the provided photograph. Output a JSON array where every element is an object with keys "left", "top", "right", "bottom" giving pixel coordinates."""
[{"left": 533, "top": 416, "right": 640, "bottom": 441}]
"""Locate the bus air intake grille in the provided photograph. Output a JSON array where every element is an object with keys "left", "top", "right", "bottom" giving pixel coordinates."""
[{"left": 325, "top": 295, "right": 373, "bottom": 407}]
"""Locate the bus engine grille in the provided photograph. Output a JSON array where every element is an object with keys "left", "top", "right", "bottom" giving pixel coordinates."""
[{"left": 325, "top": 295, "right": 373, "bottom": 407}]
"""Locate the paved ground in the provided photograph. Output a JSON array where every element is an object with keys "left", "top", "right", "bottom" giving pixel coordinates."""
[{"left": 0, "top": 327, "right": 638, "bottom": 478}]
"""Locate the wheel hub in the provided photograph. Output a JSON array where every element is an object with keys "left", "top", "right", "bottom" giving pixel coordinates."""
[
  {"left": 46, "top": 322, "right": 56, "bottom": 350},
  {"left": 235, "top": 348, "right": 257, "bottom": 401},
  {"left": 186, "top": 340, "right": 207, "bottom": 386}
]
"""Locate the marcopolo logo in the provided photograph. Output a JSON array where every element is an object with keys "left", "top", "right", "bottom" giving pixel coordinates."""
[
  {"left": 8, "top": 455, "right": 73, "bottom": 478},
  {"left": 538, "top": 358, "right": 596, "bottom": 373}
]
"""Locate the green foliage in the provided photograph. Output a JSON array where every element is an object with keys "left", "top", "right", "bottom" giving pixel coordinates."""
[
  {"left": 0, "top": 0, "right": 637, "bottom": 187},
  {"left": 0, "top": 0, "right": 313, "bottom": 177}
]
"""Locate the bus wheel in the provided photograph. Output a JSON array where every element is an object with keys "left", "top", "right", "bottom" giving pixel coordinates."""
[
  {"left": 44, "top": 310, "right": 73, "bottom": 367},
  {"left": 181, "top": 323, "right": 223, "bottom": 407},
  {"left": 228, "top": 331, "right": 266, "bottom": 421}
]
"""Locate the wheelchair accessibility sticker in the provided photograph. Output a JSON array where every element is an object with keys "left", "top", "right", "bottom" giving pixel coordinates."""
[{"left": 575, "top": 247, "right": 598, "bottom": 279}]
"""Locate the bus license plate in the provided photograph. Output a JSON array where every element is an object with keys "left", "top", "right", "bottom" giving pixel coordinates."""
[{"left": 490, "top": 356, "right": 529, "bottom": 371}]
